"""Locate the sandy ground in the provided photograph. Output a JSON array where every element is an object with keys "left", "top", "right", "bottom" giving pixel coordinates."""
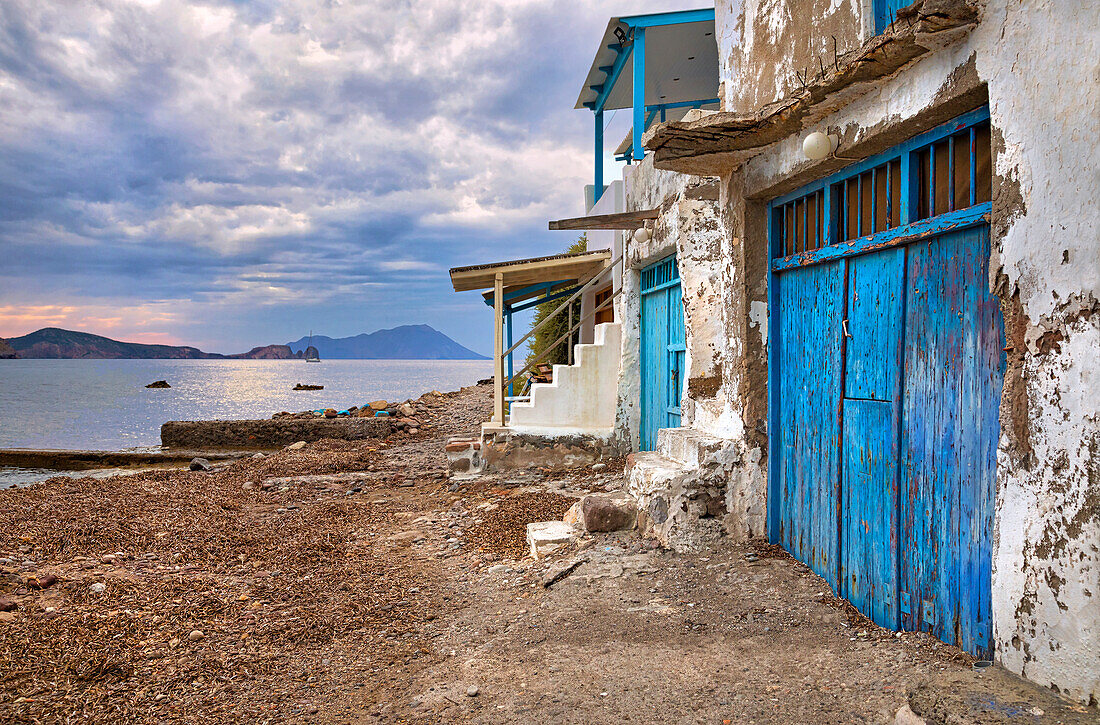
[{"left": 0, "top": 383, "right": 1095, "bottom": 724}]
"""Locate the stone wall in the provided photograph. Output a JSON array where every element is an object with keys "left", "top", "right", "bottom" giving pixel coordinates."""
[{"left": 161, "top": 417, "right": 391, "bottom": 449}]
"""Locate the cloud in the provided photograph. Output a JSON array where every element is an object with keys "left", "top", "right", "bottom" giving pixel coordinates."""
[{"left": 0, "top": 0, "right": 687, "bottom": 353}]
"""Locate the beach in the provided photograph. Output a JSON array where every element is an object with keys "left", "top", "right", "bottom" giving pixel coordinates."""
[{"left": 0, "top": 382, "right": 1091, "bottom": 723}]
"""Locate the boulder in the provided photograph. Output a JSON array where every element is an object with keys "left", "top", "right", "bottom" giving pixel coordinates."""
[
  {"left": 145, "top": 380, "right": 171, "bottom": 389},
  {"left": 323, "top": 408, "right": 338, "bottom": 418},
  {"left": 368, "top": 400, "right": 388, "bottom": 411}
]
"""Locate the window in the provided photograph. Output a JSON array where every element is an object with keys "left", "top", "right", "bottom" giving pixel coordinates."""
[
  {"left": 594, "top": 285, "right": 615, "bottom": 324},
  {"left": 874, "top": 0, "right": 911, "bottom": 34},
  {"left": 769, "top": 107, "right": 992, "bottom": 262}
]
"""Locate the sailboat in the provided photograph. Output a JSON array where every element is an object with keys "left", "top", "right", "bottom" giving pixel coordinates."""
[{"left": 305, "top": 330, "right": 321, "bottom": 363}]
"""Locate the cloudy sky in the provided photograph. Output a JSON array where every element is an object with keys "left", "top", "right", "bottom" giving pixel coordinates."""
[{"left": 0, "top": 0, "right": 686, "bottom": 355}]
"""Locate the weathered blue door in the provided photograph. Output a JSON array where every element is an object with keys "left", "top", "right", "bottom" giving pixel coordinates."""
[
  {"left": 640, "top": 255, "right": 685, "bottom": 451},
  {"left": 768, "top": 108, "right": 1003, "bottom": 659}
]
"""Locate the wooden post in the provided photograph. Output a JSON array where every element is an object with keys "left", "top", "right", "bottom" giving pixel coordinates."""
[
  {"left": 493, "top": 272, "right": 505, "bottom": 425},
  {"left": 567, "top": 303, "right": 573, "bottom": 365}
]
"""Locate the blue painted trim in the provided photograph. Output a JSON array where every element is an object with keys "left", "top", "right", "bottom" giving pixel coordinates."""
[
  {"left": 592, "top": 44, "right": 632, "bottom": 114},
  {"left": 644, "top": 97, "right": 720, "bottom": 113},
  {"left": 769, "top": 106, "right": 990, "bottom": 209},
  {"left": 594, "top": 109, "right": 604, "bottom": 202},
  {"left": 632, "top": 26, "right": 646, "bottom": 161},
  {"left": 766, "top": 197, "right": 782, "bottom": 544},
  {"left": 480, "top": 281, "right": 568, "bottom": 308},
  {"left": 643, "top": 277, "right": 682, "bottom": 294},
  {"left": 771, "top": 203, "right": 991, "bottom": 272},
  {"left": 619, "top": 8, "right": 715, "bottom": 28},
  {"left": 508, "top": 285, "right": 582, "bottom": 314}
]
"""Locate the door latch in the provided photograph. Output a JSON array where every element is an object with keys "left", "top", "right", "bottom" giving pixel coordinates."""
[{"left": 842, "top": 318, "right": 853, "bottom": 339}]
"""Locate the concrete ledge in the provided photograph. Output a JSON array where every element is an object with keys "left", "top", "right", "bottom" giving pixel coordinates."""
[
  {"left": 0, "top": 448, "right": 249, "bottom": 471},
  {"left": 161, "top": 417, "right": 392, "bottom": 449}
]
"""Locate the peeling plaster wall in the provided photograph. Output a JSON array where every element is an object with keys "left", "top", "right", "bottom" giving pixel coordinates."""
[
  {"left": 705, "top": 0, "right": 1100, "bottom": 703},
  {"left": 715, "top": 0, "right": 864, "bottom": 115}
]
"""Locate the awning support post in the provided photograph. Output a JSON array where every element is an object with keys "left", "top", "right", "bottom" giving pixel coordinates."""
[
  {"left": 632, "top": 26, "right": 646, "bottom": 162},
  {"left": 505, "top": 308, "right": 514, "bottom": 398},
  {"left": 594, "top": 109, "right": 604, "bottom": 203},
  {"left": 493, "top": 272, "right": 505, "bottom": 426}
]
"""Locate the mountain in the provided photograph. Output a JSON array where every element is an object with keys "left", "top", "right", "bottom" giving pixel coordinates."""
[
  {"left": 287, "top": 324, "right": 487, "bottom": 360},
  {"left": 5, "top": 328, "right": 297, "bottom": 360},
  {"left": 3, "top": 326, "right": 486, "bottom": 360}
]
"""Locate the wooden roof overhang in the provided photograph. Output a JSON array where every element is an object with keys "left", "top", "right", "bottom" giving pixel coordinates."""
[
  {"left": 547, "top": 208, "right": 658, "bottom": 231},
  {"left": 641, "top": 0, "right": 980, "bottom": 175},
  {"left": 449, "top": 250, "right": 612, "bottom": 293}
]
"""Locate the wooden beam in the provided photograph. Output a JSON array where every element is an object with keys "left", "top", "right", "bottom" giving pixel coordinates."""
[{"left": 548, "top": 209, "right": 659, "bottom": 231}]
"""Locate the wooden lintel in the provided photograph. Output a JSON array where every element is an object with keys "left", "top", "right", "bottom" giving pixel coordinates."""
[{"left": 548, "top": 209, "right": 659, "bottom": 231}]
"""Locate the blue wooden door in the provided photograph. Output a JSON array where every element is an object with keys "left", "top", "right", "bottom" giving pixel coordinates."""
[
  {"left": 640, "top": 256, "right": 684, "bottom": 451},
  {"left": 773, "top": 227, "right": 1003, "bottom": 658}
]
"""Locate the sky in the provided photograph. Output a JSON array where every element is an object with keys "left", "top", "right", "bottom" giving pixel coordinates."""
[{"left": 0, "top": 0, "right": 691, "bottom": 356}]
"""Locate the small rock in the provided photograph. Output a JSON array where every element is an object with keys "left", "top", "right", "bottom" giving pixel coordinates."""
[
  {"left": 592, "top": 463, "right": 607, "bottom": 471},
  {"left": 89, "top": 582, "right": 106, "bottom": 593},
  {"left": 894, "top": 704, "right": 927, "bottom": 725},
  {"left": 287, "top": 441, "right": 307, "bottom": 451},
  {"left": 369, "top": 400, "right": 388, "bottom": 411},
  {"left": 486, "top": 564, "right": 509, "bottom": 575},
  {"left": 466, "top": 685, "right": 479, "bottom": 697},
  {"left": 27, "top": 574, "right": 58, "bottom": 589},
  {"left": 188, "top": 629, "right": 205, "bottom": 642},
  {"left": 0, "top": 597, "right": 16, "bottom": 612},
  {"left": 408, "top": 428, "right": 419, "bottom": 435},
  {"left": 242, "top": 482, "right": 255, "bottom": 490},
  {"left": 155, "top": 693, "right": 168, "bottom": 702},
  {"left": 324, "top": 408, "right": 338, "bottom": 418},
  {"left": 189, "top": 458, "right": 211, "bottom": 472},
  {"left": 251, "top": 452, "right": 265, "bottom": 459}
]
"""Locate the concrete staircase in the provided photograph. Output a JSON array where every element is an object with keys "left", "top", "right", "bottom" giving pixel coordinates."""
[
  {"left": 508, "top": 322, "right": 621, "bottom": 436},
  {"left": 627, "top": 426, "right": 751, "bottom": 551}
]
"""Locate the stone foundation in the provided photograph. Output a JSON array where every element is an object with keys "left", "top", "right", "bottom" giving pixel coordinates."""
[{"left": 480, "top": 429, "right": 626, "bottom": 472}]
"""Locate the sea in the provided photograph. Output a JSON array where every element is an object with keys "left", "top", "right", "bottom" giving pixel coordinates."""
[{"left": 0, "top": 358, "right": 492, "bottom": 487}]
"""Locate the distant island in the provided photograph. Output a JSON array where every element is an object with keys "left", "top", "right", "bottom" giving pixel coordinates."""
[
  {"left": 0, "top": 325, "right": 487, "bottom": 360},
  {"left": 286, "top": 325, "right": 488, "bottom": 360}
]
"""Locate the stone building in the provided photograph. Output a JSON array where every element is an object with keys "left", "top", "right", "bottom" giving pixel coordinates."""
[{"left": 451, "top": 0, "right": 1098, "bottom": 704}]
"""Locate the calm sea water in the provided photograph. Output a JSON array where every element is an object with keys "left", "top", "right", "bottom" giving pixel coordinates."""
[{"left": 0, "top": 359, "right": 492, "bottom": 451}]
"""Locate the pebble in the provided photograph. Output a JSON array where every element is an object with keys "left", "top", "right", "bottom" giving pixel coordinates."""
[
  {"left": 188, "top": 629, "right": 205, "bottom": 642},
  {"left": 466, "top": 685, "right": 479, "bottom": 697},
  {"left": 89, "top": 583, "right": 106, "bottom": 593},
  {"left": 287, "top": 441, "right": 307, "bottom": 451},
  {"left": 592, "top": 463, "right": 607, "bottom": 471},
  {"left": 251, "top": 452, "right": 265, "bottom": 459},
  {"left": 242, "top": 482, "right": 255, "bottom": 490}
]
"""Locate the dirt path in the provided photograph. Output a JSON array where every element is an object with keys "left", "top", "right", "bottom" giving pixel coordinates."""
[{"left": 0, "top": 383, "right": 1094, "bottom": 724}]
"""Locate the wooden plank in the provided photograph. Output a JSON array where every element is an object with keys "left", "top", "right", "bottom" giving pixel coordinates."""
[
  {"left": 450, "top": 251, "right": 610, "bottom": 292},
  {"left": 548, "top": 209, "right": 659, "bottom": 231},
  {"left": 842, "top": 398, "right": 898, "bottom": 628},
  {"left": 900, "top": 225, "right": 1002, "bottom": 658},
  {"left": 776, "top": 260, "right": 845, "bottom": 589},
  {"left": 844, "top": 248, "right": 905, "bottom": 401},
  {"left": 492, "top": 273, "right": 504, "bottom": 425}
]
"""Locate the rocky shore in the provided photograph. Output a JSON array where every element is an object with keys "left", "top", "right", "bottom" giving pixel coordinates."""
[{"left": 0, "top": 382, "right": 1091, "bottom": 724}]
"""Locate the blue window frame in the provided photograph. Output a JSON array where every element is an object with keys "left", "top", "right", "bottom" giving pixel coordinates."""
[{"left": 768, "top": 105, "right": 992, "bottom": 271}]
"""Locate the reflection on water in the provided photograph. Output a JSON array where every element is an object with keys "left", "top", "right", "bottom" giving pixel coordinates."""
[{"left": 0, "top": 358, "right": 492, "bottom": 451}]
